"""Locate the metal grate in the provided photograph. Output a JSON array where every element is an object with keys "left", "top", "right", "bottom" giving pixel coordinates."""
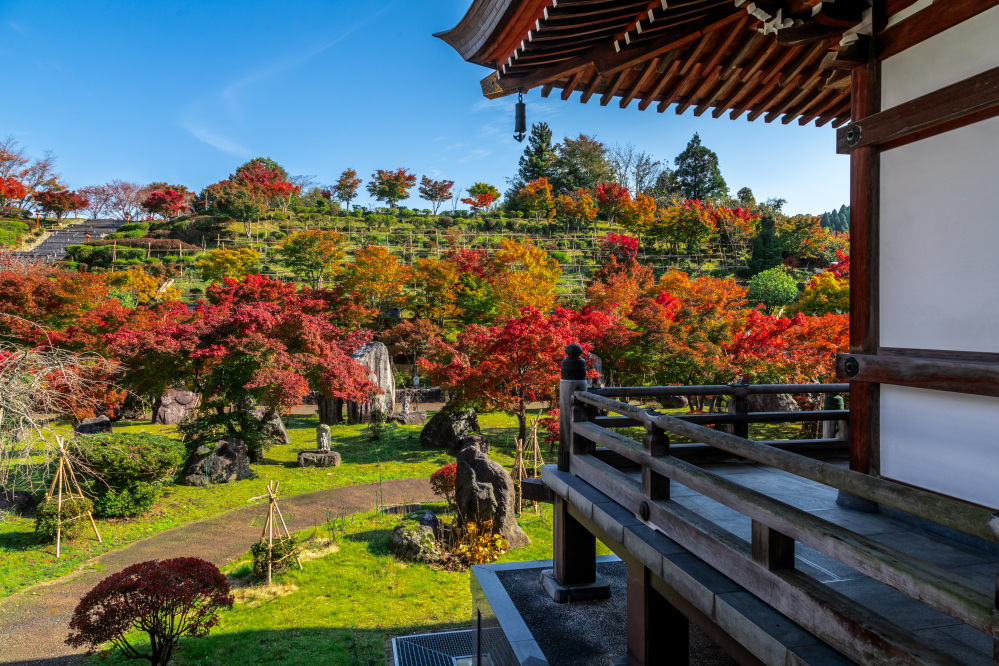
[{"left": 393, "top": 629, "right": 477, "bottom": 666}]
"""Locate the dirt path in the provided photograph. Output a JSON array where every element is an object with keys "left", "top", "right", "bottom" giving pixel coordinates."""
[{"left": 0, "top": 478, "right": 433, "bottom": 665}]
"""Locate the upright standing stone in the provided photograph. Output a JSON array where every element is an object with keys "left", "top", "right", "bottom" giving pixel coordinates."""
[
  {"left": 151, "top": 389, "right": 199, "bottom": 425},
  {"left": 586, "top": 353, "right": 605, "bottom": 388},
  {"left": 455, "top": 445, "right": 529, "bottom": 549},
  {"left": 346, "top": 341, "right": 396, "bottom": 424},
  {"left": 401, "top": 393, "right": 411, "bottom": 414},
  {"left": 317, "top": 424, "right": 331, "bottom": 451}
]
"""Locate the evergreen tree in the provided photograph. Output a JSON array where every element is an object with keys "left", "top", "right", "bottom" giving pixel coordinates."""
[
  {"left": 517, "top": 123, "right": 557, "bottom": 185},
  {"left": 551, "top": 133, "right": 611, "bottom": 194},
  {"left": 673, "top": 133, "right": 728, "bottom": 201},
  {"left": 747, "top": 214, "right": 783, "bottom": 276}
]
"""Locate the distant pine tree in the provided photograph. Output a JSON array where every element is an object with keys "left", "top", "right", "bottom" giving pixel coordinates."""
[{"left": 747, "top": 214, "right": 783, "bottom": 276}]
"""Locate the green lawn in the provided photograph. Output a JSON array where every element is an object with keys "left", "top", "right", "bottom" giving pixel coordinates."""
[
  {"left": 0, "top": 410, "right": 533, "bottom": 599},
  {"left": 92, "top": 501, "right": 599, "bottom": 666}
]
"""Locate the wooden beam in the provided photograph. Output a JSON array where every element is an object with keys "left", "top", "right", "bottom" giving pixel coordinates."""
[
  {"left": 879, "top": 0, "right": 999, "bottom": 61},
  {"left": 713, "top": 70, "right": 761, "bottom": 117},
  {"left": 747, "top": 76, "right": 803, "bottom": 121},
  {"left": 580, "top": 72, "right": 603, "bottom": 103},
  {"left": 600, "top": 69, "right": 628, "bottom": 105},
  {"left": 694, "top": 68, "right": 743, "bottom": 115},
  {"left": 541, "top": 81, "right": 556, "bottom": 97},
  {"left": 638, "top": 59, "right": 681, "bottom": 110},
  {"left": 561, "top": 68, "right": 586, "bottom": 99},
  {"left": 656, "top": 67, "right": 695, "bottom": 112},
  {"left": 836, "top": 64, "right": 999, "bottom": 154},
  {"left": 620, "top": 56, "right": 661, "bottom": 108},
  {"left": 836, "top": 352, "right": 999, "bottom": 398}
]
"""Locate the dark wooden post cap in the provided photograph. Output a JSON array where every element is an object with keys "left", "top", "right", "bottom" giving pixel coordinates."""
[{"left": 562, "top": 344, "right": 586, "bottom": 380}]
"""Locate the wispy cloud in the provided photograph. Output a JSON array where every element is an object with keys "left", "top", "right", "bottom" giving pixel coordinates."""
[{"left": 177, "top": 7, "right": 389, "bottom": 157}]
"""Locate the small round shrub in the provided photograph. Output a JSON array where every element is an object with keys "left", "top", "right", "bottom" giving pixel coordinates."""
[
  {"left": 746, "top": 267, "right": 799, "bottom": 313},
  {"left": 35, "top": 495, "right": 94, "bottom": 542},
  {"left": 75, "top": 433, "right": 185, "bottom": 518},
  {"left": 250, "top": 536, "right": 300, "bottom": 580}
]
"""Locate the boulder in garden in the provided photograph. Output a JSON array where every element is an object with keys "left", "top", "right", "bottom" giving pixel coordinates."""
[
  {"left": 298, "top": 450, "right": 341, "bottom": 467},
  {"left": 252, "top": 409, "right": 290, "bottom": 446},
  {"left": 389, "top": 520, "right": 438, "bottom": 563},
  {"left": 420, "top": 407, "right": 480, "bottom": 450},
  {"left": 151, "top": 389, "right": 199, "bottom": 425},
  {"left": 181, "top": 437, "right": 252, "bottom": 486},
  {"left": 346, "top": 342, "right": 395, "bottom": 424},
  {"left": 74, "top": 416, "right": 112, "bottom": 435},
  {"left": 387, "top": 411, "right": 427, "bottom": 426},
  {"left": 455, "top": 445, "right": 529, "bottom": 549}
]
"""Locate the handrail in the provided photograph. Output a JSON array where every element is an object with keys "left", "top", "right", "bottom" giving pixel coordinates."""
[
  {"left": 574, "top": 391, "right": 999, "bottom": 544},
  {"left": 589, "top": 383, "right": 849, "bottom": 398},
  {"left": 571, "top": 420, "right": 996, "bottom": 636}
]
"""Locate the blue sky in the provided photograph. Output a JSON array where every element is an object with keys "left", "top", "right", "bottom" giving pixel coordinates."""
[{"left": 0, "top": 1, "right": 848, "bottom": 215}]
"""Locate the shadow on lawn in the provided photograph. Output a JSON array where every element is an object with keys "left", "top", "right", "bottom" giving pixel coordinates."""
[{"left": 71, "top": 622, "right": 472, "bottom": 666}]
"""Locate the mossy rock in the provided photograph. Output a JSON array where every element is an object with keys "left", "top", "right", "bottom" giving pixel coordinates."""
[{"left": 389, "top": 520, "right": 437, "bottom": 563}]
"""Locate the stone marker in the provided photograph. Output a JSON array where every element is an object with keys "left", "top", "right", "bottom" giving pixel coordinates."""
[
  {"left": 586, "top": 353, "right": 606, "bottom": 389},
  {"left": 419, "top": 407, "right": 480, "bottom": 450},
  {"left": 316, "top": 424, "right": 331, "bottom": 451},
  {"left": 74, "top": 415, "right": 112, "bottom": 435},
  {"left": 151, "top": 389, "right": 199, "bottom": 425},
  {"left": 181, "top": 437, "right": 252, "bottom": 486},
  {"left": 455, "top": 445, "right": 529, "bottom": 549},
  {"left": 346, "top": 341, "right": 395, "bottom": 424}
]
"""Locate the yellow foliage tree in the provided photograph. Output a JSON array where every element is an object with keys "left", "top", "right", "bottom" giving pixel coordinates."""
[
  {"left": 493, "top": 239, "right": 561, "bottom": 317},
  {"left": 104, "top": 267, "right": 180, "bottom": 303},
  {"left": 195, "top": 248, "right": 260, "bottom": 283},
  {"left": 410, "top": 257, "right": 462, "bottom": 324},
  {"left": 341, "top": 245, "right": 411, "bottom": 311},
  {"left": 789, "top": 270, "right": 849, "bottom": 315}
]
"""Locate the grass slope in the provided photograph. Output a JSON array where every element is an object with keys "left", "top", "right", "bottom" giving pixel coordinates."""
[{"left": 0, "top": 411, "right": 531, "bottom": 599}]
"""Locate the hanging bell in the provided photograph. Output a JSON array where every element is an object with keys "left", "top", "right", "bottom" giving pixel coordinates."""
[{"left": 513, "top": 90, "right": 527, "bottom": 142}]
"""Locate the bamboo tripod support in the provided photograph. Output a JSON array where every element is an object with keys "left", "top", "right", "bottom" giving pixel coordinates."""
[
  {"left": 513, "top": 412, "right": 546, "bottom": 515},
  {"left": 46, "top": 437, "right": 102, "bottom": 558},
  {"left": 257, "top": 480, "right": 303, "bottom": 584}
]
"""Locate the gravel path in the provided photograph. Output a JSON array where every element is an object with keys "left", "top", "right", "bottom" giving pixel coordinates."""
[{"left": 0, "top": 477, "right": 433, "bottom": 665}]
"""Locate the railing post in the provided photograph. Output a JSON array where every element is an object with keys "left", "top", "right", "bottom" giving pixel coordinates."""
[
  {"left": 559, "top": 343, "right": 588, "bottom": 472},
  {"left": 751, "top": 520, "right": 795, "bottom": 571},
  {"left": 731, "top": 382, "right": 750, "bottom": 439},
  {"left": 641, "top": 425, "right": 669, "bottom": 501},
  {"left": 545, "top": 343, "right": 609, "bottom": 603}
]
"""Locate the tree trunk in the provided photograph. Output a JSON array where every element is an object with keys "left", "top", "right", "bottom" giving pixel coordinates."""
[
  {"left": 517, "top": 401, "right": 527, "bottom": 447},
  {"left": 317, "top": 396, "right": 343, "bottom": 425}
]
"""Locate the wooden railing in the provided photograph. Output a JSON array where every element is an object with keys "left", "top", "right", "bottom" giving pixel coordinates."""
[{"left": 556, "top": 349, "right": 999, "bottom": 665}]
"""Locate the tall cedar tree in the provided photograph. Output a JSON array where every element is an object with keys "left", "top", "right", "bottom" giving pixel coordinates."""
[
  {"left": 333, "top": 169, "right": 362, "bottom": 211},
  {"left": 418, "top": 176, "right": 454, "bottom": 214},
  {"left": 673, "top": 133, "right": 728, "bottom": 202},
  {"left": 366, "top": 168, "right": 417, "bottom": 208},
  {"left": 747, "top": 214, "right": 783, "bottom": 276},
  {"left": 517, "top": 123, "right": 557, "bottom": 184}
]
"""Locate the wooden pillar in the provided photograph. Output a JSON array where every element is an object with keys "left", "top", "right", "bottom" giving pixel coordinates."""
[
  {"left": 730, "top": 383, "right": 750, "bottom": 439},
  {"left": 848, "top": 40, "right": 882, "bottom": 476},
  {"left": 626, "top": 559, "right": 687, "bottom": 665},
  {"left": 558, "top": 343, "right": 588, "bottom": 472},
  {"left": 642, "top": 424, "right": 669, "bottom": 501},
  {"left": 553, "top": 496, "right": 597, "bottom": 587}
]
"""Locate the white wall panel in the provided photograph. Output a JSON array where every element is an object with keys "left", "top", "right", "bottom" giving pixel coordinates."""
[
  {"left": 881, "top": 385, "right": 999, "bottom": 509},
  {"left": 881, "top": 4, "right": 999, "bottom": 107},
  {"left": 880, "top": 114, "right": 999, "bottom": 353}
]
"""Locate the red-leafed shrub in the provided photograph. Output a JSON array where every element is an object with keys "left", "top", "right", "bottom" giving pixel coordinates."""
[
  {"left": 430, "top": 462, "right": 457, "bottom": 511},
  {"left": 540, "top": 408, "right": 560, "bottom": 452},
  {"left": 66, "top": 557, "right": 233, "bottom": 665}
]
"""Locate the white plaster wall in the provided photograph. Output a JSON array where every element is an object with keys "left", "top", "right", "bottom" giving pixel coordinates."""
[
  {"left": 878, "top": 9, "right": 999, "bottom": 507},
  {"left": 881, "top": 4, "right": 999, "bottom": 107},
  {"left": 881, "top": 385, "right": 999, "bottom": 509},
  {"left": 880, "top": 114, "right": 999, "bottom": 353}
]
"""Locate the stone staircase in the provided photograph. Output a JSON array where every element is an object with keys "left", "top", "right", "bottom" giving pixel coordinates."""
[{"left": 12, "top": 218, "right": 125, "bottom": 261}]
